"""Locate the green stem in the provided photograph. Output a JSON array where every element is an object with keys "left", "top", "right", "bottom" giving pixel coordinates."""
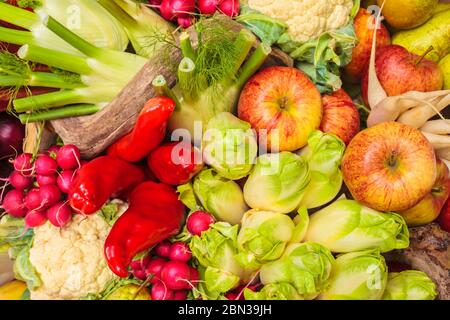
[
  {"left": 18, "top": 44, "right": 91, "bottom": 75},
  {"left": 152, "top": 75, "right": 181, "bottom": 111},
  {"left": 178, "top": 58, "right": 196, "bottom": 101},
  {"left": 231, "top": 29, "right": 256, "bottom": 76},
  {"left": 0, "top": 26, "right": 34, "bottom": 46},
  {"left": 97, "top": 0, "right": 139, "bottom": 30},
  {"left": 14, "top": 90, "right": 85, "bottom": 112},
  {"left": 179, "top": 32, "right": 196, "bottom": 61},
  {"left": 29, "top": 72, "right": 84, "bottom": 89},
  {"left": 0, "top": 75, "right": 25, "bottom": 87},
  {"left": 0, "top": 2, "right": 40, "bottom": 30},
  {"left": 43, "top": 16, "right": 102, "bottom": 58},
  {"left": 19, "top": 104, "right": 101, "bottom": 123},
  {"left": 236, "top": 43, "right": 272, "bottom": 90}
]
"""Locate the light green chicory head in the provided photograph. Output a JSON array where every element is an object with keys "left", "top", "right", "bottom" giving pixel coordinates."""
[
  {"left": 304, "top": 199, "right": 410, "bottom": 253},
  {"left": 298, "top": 131, "right": 345, "bottom": 209},
  {"left": 382, "top": 270, "right": 437, "bottom": 300},
  {"left": 319, "top": 250, "right": 388, "bottom": 300},
  {"left": 235, "top": 208, "right": 308, "bottom": 270},
  {"left": 193, "top": 169, "right": 248, "bottom": 224},
  {"left": 259, "top": 242, "right": 335, "bottom": 299},
  {"left": 189, "top": 222, "right": 253, "bottom": 299},
  {"left": 244, "top": 283, "right": 303, "bottom": 300},
  {"left": 202, "top": 112, "right": 258, "bottom": 180},
  {"left": 243, "top": 152, "right": 310, "bottom": 214}
]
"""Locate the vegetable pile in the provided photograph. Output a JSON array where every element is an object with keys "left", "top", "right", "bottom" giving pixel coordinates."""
[{"left": 1, "top": 0, "right": 450, "bottom": 301}]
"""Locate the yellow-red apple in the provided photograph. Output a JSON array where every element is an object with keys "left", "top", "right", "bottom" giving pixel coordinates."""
[
  {"left": 342, "top": 122, "right": 436, "bottom": 212},
  {"left": 320, "top": 89, "right": 360, "bottom": 145},
  {"left": 400, "top": 159, "right": 450, "bottom": 226},
  {"left": 344, "top": 8, "right": 391, "bottom": 83},
  {"left": 238, "top": 67, "right": 322, "bottom": 152}
]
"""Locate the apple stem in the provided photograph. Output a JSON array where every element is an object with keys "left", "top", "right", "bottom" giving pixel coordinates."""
[{"left": 415, "top": 46, "right": 434, "bottom": 66}]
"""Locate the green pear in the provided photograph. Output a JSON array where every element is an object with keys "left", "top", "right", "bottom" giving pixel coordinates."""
[
  {"left": 439, "top": 54, "right": 450, "bottom": 90},
  {"left": 377, "top": 0, "right": 438, "bottom": 29},
  {"left": 392, "top": 10, "right": 450, "bottom": 62}
]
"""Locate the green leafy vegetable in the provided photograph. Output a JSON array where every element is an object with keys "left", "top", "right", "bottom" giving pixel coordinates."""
[
  {"left": 319, "top": 250, "right": 388, "bottom": 300},
  {"left": 99, "top": 202, "right": 121, "bottom": 226},
  {"left": 14, "top": 245, "right": 41, "bottom": 290},
  {"left": 245, "top": 283, "right": 303, "bottom": 300},
  {"left": 382, "top": 270, "right": 437, "bottom": 300},
  {"left": 177, "top": 182, "right": 199, "bottom": 212},
  {"left": 297, "top": 131, "right": 345, "bottom": 209},
  {"left": 304, "top": 199, "right": 410, "bottom": 253},
  {"left": 243, "top": 152, "right": 310, "bottom": 214},
  {"left": 81, "top": 277, "right": 143, "bottom": 300}
]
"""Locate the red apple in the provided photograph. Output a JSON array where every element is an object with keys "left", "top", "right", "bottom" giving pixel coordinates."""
[
  {"left": 439, "top": 197, "right": 450, "bottom": 233},
  {"left": 342, "top": 121, "right": 437, "bottom": 212},
  {"left": 399, "top": 159, "right": 450, "bottom": 226},
  {"left": 238, "top": 67, "right": 322, "bottom": 152},
  {"left": 361, "top": 45, "right": 444, "bottom": 105},
  {"left": 344, "top": 8, "right": 391, "bottom": 83},
  {"left": 319, "top": 89, "right": 360, "bottom": 145}
]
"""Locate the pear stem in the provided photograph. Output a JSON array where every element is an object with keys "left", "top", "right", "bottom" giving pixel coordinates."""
[{"left": 415, "top": 46, "right": 434, "bottom": 66}]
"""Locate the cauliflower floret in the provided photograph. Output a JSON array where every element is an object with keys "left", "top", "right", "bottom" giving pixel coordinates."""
[
  {"left": 247, "top": 0, "right": 354, "bottom": 42},
  {"left": 29, "top": 200, "right": 128, "bottom": 300}
]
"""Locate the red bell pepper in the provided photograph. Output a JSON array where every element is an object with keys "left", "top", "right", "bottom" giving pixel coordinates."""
[
  {"left": 104, "top": 181, "right": 185, "bottom": 277},
  {"left": 69, "top": 156, "right": 146, "bottom": 215},
  {"left": 147, "top": 141, "right": 204, "bottom": 186},
  {"left": 107, "top": 96, "right": 176, "bottom": 162}
]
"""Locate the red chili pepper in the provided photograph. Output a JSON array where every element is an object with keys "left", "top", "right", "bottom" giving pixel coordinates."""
[
  {"left": 104, "top": 181, "right": 185, "bottom": 277},
  {"left": 107, "top": 97, "right": 176, "bottom": 162},
  {"left": 69, "top": 156, "right": 146, "bottom": 215},
  {"left": 147, "top": 141, "right": 204, "bottom": 185}
]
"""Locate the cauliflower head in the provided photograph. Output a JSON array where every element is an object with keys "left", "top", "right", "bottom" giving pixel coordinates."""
[
  {"left": 29, "top": 201, "right": 128, "bottom": 300},
  {"left": 246, "top": 0, "right": 354, "bottom": 42}
]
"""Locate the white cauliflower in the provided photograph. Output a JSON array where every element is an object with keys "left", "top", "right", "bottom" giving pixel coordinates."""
[
  {"left": 29, "top": 200, "right": 128, "bottom": 300},
  {"left": 246, "top": 0, "right": 354, "bottom": 42}
]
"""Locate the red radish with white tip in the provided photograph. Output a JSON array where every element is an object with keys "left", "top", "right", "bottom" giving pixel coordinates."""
[
  {"left": 13, "top": 153, "right": 33, "bottom": 174},
  {"left": 160, "top": 261, "right": 192, "bottom": 290},
  {"left": 169, "top": 242, "right": 191, "bottom": 262},
  {"left": 39, "top": 185, "right": 61, "bottom": 208},
  {"left": 155, "top": 241, "right": 172, "bottom": 258},
  {"left": 186, "top": 211, "right": 215, "bottom": 236},
  {"left": 46, "top": 202, "right": 72, "bottom": 227},
  {"left": 25, "top": 210, "right": 47, "bottom": 228},
  {"left": 57, "top": 170, "right": 75, "bottom": 193},
  {"left": 198, "top": 0, "right": 219, "bottom": 14},
  {"left": 56, "top": 145, "right": 81, "bottom": 170},
  {"left": 36, "top": 174, "right": 57, "bottom": 186},
  {"left": 218, "top": 0, "right": 240, "bottom": 17},
  {"left": 6, "top": 171, "right": 32, "bottom": 190},
  {"left": 35, "top": 154, "right": 58, "bottom": 176},
  {"left": 25, "top": 188, "right": 41, "bottom": 211},
  {"left": 1, "top": 189, "right": 26, "bottom": 217},
  {"left": 151, "top": 280, "right": 174, "bottom": 300}
]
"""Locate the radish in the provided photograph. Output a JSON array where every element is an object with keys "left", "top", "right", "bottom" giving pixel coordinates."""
[
  {"left": 169, "top": 242, "right": 191, "bottom": 262},
  {"left": 130, "top": 256, "right": 152, "bottom": 280},
  {"left": 1, "top": 189, "right": 26, "bottom": 217},
  {"left": 145, "top": 257, "right": 167, "bottom": 283},
  {"left": 160, "top": 261, "right": 191, "bottom": 290},
  {"left": 46, "top": 145, "right": 60, "bottom": 159},
  {"left": 148, "top": 0, "right": 163, "bottom": 5},
  {"left": 35, "top": 154, "right": 58, "bottom": 176},
  {"left": 57, "top": 170, "right": 75, "bottom": 193},
  {"left": 25, "top": 210, "right": 47, "bottom": 228},
  {"left": 186, "top": 211, "right": 215, "bottom": 236},
  {"left": 36, "top": 174, "right": 57, "bottom": 186},
  {"left": 56, "top": 145, "right": 81, "bottom": 170},
  {"left": 198, "top": 0, "right": 219, "bottom": 14},
  {"left": 25, "top": 188, "right": 41, "bottom": 211},
  {"left": 189, "top": 267, "right": 199, "bottom": 288},
  {"left": 46, "top": 202, "right": 72, "bottom": 227},
  {"left": 7, "top": 171, "right": 32, "bottom": 190},
  {"left": 177, "top": 15, "right": 194, "bottom": 28},
  {"left": 39, "top": 185, "right": 61, "bottom": 207},
  {"left": 155, "top": 240, "right": 172, "bottom": 258},
  {"left": 218, "top": 0, "right": 240, "bottom": 17},
  {"left": 13, "top": 153, "right": 33, "bottom": 174},
  {"left": 173, "top": 290, "right": 188, "bottom": 300},
  {"left": 151, "top": 280, "right": 174, "bottom": 300},
  {"left": 160, "top": 0, "right": 196, "bottom": 21}
]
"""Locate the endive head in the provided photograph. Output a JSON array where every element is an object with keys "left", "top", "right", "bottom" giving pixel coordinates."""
[
  {"left": 382, "top": 270, "right": 437, "bottom": 300},
  {"left": 320, "top": 250, "right": 388, "bottom": 300},
  {"left": 243, "top": 152, "right": 310, "bottom": 214},
  {"left": 304, "top": 199, "right": 409, "bottom": 253},
  {"left": 203, "top": 112, "right": 258, "bottom": 180}
]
